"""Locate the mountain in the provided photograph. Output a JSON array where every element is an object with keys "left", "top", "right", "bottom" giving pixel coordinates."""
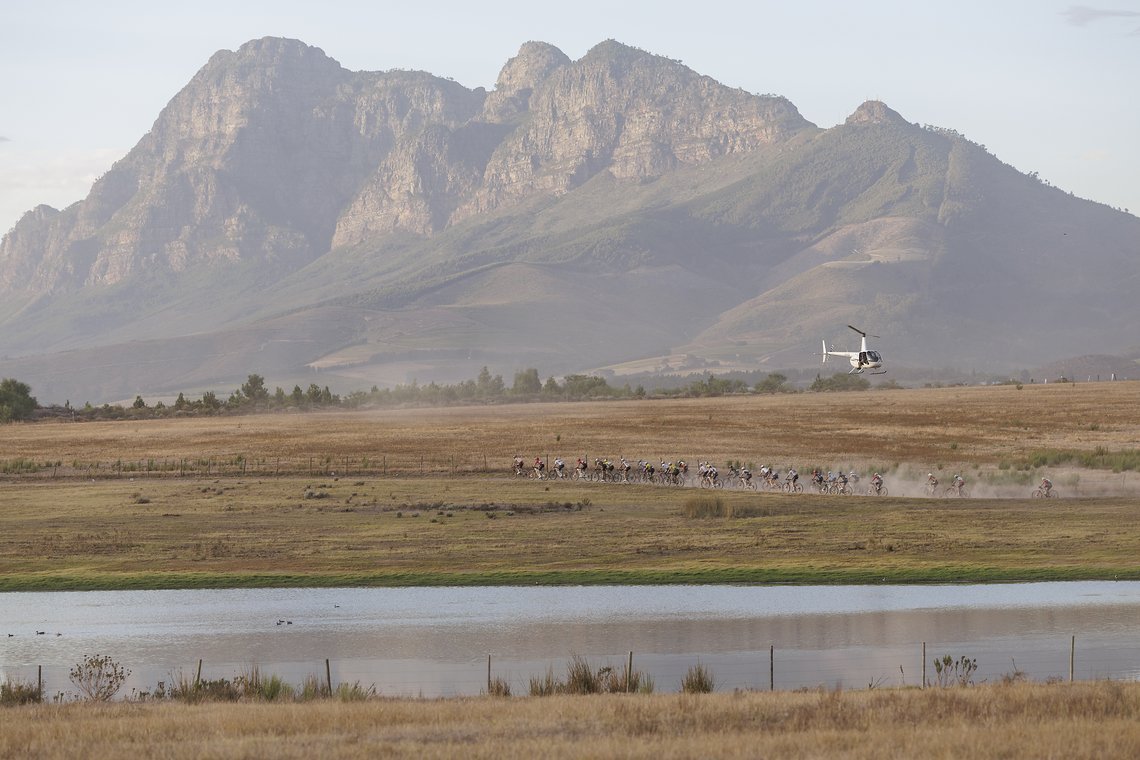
[{"left": 1, "top": 38, "right": 1138, "bottom": 404}]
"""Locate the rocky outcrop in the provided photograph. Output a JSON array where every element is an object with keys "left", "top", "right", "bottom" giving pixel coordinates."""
[
  {"left": 456, "top": 40, "right": 811, "bottom": 220},
  {"left": 845, "top": 100, "right": 908, "bottom": 127},
  {"left": 0, "top": 37, "right": 814, "bottom": 298}
]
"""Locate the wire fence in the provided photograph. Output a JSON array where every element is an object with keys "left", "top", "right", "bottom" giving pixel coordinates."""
[{"left": 5, "top": 637, "right": 1138, "bottom": 702}]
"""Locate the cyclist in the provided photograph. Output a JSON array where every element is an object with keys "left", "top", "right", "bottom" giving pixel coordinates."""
[
  {"left": 1040, "top": 476, "right": 1053, "bottom": 496},
  {"left": 870, "top": 472, "right": 884, "bottom": 494},
  {"left": 739, "top": 466, "right": 752, "bottom": 486},
  {"left": 533, "top": 456, "right": 546, "bottom": 478},
  {"left": 553, "top": 457, "right": 565, "bottom": 478},
  {"left": 513, "top": 455, "right": 525, "bottom": 475},
  {"left": 926, "top": 472, "right": 939, "bottom": 493},
  {"left": 786, "top": 467, "right": 799, "bottom": 486}
]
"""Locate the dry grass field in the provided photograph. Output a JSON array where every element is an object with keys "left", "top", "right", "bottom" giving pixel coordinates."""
[
  {"left": 4, "top": 381, "right": 1140, "bottom": 475},
  {"left": 2, "top": 383, "right": 1140, "bottom": 589},
  {"left": 2, "top": 682, "right": 1138, "bottom": 759}
]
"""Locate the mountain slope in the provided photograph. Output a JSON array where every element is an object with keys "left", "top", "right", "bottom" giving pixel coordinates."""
[{"left": 1, "top": 39, "right": 1138, "bottom": 403}]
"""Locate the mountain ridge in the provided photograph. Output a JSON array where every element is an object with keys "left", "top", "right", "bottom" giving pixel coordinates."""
[{"left": 1, "top": 37, "right": 1137, "bottom": 403}]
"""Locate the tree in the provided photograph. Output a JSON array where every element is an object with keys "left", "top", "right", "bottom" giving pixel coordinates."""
[
  {"left": 512, "top": 368, "right": 542, "bottom": 395},
  {"left": 475, "top": 366, "right": 505, "bottom": 398},
  {"left": 132, "top": 395, "right": 147, "bottom": 409},
  {"left": 240, "top": 374, "right": 270, "bottom": 404},
  {"left": 755, "top": 373, "right": 790, "bottom": 393},
  {"left": 0, "top": 378, "right": 38, "bottom": 422},
  {"left": 810, "top": 372, "right": 871, "bottom": 392},
  {"left": 306, "top": 383, "right": 323, "bottom": 403}
]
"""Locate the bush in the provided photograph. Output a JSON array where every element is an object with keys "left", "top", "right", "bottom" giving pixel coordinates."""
[
  {"left": 681, "top": 662, "right": 716, "bottom": 693},
  {"left": 69, "top": 654, "right": 130, "bottom": 701},
  {"left": 1, "top": 677, "right": 42, "bottom": 705},
  {"left": 170, "top": 674, "right": 242, "bottom": 703},
  {"left": 486, "top": 677, "right": 512, "bottom": 697},
  {"left": 528, "top": 656, "right": 653, "bottom": 696}
]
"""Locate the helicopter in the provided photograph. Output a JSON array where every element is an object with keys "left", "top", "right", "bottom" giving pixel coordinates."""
[{"left": 821, "top": 325, "right": 886, "bottom": 375}]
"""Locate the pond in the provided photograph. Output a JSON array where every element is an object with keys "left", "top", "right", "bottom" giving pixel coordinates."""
[{"left": 2, "top": 582, "right": 1138, "bottom": 697}]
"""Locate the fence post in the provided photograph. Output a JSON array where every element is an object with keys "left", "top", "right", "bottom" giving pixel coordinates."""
[
  {"left": 38, "top": 665, "right": 42, "bottom": 703},
  {"left": 1069, "top": 635, "right": 1075, "bottom": 683},
  {"left": 487, "top": 654, "right": 492, "bottom": 693},
  {"left": 627, "top": 651, "right": 634, "bottom": 693},
  {"left": 770, "top": 645, "right": 774, "bottom": 691},
  {"left": 922, "top": 642, "right": 926, "bottom": 689},
  {"left": 195, "top": 658, "right": 203, "bottom": 689},
  {"left": 326, "top": 658, "right": 333, "bottom": 695}
]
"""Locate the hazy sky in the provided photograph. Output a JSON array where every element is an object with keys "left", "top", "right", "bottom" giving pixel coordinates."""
[{"left": 2, "top": 0, "right": 1138, "bottom": 236}]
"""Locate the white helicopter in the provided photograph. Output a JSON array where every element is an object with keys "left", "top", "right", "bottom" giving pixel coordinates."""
[{"left": 821, "top": 325, "right": 886, "bottom": 375}]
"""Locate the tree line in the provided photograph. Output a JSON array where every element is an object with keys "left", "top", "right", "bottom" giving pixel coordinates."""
[{"left": 2, "top": 368, "right": 890, "bottom": 423}]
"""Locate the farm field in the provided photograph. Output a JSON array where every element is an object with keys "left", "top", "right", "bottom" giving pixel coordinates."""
[
  {"left": 1, "top": 383, "right": 1139, "bottom": 590},
  {"left": 4, "top": 381, "right": 1140, "bottom": 476}
]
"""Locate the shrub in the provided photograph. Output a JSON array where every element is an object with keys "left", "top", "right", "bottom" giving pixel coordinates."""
[
  {"left": 528, "top": 657, "right": 653, "bottom": 696},
  {"left": 69, "top": 654, "right": 130, "bottom": 701},
  {"left": 237, "top": 666, "right": 293, "bottom": 702},
  {"left": 931, "top": 655, "right": 978, "bottom": 688},
  {"left": 564, "top": 655, "right": 600, "bottom": 694},
  {"left": 529, "top": 667, "right": 561, "bottom": 697},
  {"left": 336, "top": 681, "right": 376, "bottom": 701},
  {"left": 486, "top": 677, "right": 512, "bottom": 697},
  {"left": 1, "top": 677, "right": 42, "bottom": 705},
  {"left": 681, "top": 662, "right": 716, "bottom": 693}
]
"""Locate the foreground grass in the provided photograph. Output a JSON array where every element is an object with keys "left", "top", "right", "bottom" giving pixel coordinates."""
[
  {"left": 0, "top": 476, "right": 1138, "bottom": 590},
  {"left": 2, "top": 682, "right": 1138, "bottom": 759}
]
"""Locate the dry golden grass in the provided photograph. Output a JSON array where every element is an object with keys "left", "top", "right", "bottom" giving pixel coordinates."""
[
  {"left": 4, "top": 381, "right": 1140, "bottom": 476},
  {"left": 2, "top": 682, "right": 1138, "bottom": 759}
]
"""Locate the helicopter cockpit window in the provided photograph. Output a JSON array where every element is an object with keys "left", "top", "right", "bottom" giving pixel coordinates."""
[{"left": 866, "top": 351, "right": 881, "bottom": 363}]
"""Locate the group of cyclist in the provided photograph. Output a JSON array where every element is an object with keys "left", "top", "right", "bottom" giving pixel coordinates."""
[
  {"left": 924, "top": 471, "right": 970, "bottom": 497},
  {"left": 513, "top": 456, "right": 1053, "bottom": 498},
  {"left": 513, "top": 455, "right": 892, "bottom": 495}
]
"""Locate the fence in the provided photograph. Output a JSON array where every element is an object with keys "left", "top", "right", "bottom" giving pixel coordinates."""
[{"left": 5, "top": 637, "right": 1137, "bottom": 702}]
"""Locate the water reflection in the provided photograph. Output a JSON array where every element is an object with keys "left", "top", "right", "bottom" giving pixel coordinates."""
[{"left": 2, "top": 583, "right": 1138, "bottom": 696}]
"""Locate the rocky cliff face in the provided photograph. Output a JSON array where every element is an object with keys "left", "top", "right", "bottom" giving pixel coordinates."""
[
  {"left": 0, "top": 37, "right": 812, "bottom": 297},
  {"left": 455, "top": 40, "right": 809, "bottom": 221}
]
